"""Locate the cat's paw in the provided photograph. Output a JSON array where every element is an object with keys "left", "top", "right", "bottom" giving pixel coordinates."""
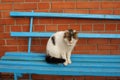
[
  {"left": 68, "top": 59, "right": 72, "bottom": 64},
  {"left": 63, "top": 61, "right": 68, "bottom": 66}
]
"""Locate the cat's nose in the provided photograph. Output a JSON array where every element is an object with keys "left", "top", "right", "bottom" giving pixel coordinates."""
[{"left": 70, "top": 41, "right": 72, "bottom": 44}]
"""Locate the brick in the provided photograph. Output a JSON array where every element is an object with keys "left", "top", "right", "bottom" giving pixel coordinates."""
[
  {"left": 16, "top": 18, "right": 30, "bottom": 24},
  {"left": 0, "top": 40, "right": 5, "bottom": 45},
  {"left": 34, "top": 25, "right": 45, "bottom": 32},
  {"left": 52, "top": 2, "right": 75, "bottom": 9},
  {"left": 5, "top": 26, "right": 11, "bottom": 32},
  {"left": 74, "top": 76, "right": 84, "bottom": 80},
  {"left": 1, "top": 0, "right": 24, "bottom": 2},
  {"left": 50, "top": 9, "right": 63, "bottom": 13},
  {"left": 77, "top": 19, "right": 103, "bottom": 24},
  {"left": 39, "top": 18, "right": 52, "bottom": 24},
  {"left": 6, "top": 39, "right": 28, "bottom": 45},
  {"left": 105, "top": 24, "right": 116, "bottom": 31},
  {"left": 0, "top": 12, "right": 2, "bottom": 18},
  {"left": 98, "top": 45, "right": 119, "bottom": 50},
  {"left": 32, "top": 75, "right": 59, "bottom": 80},
  {"left": 77, "top": 2, "right": 100, "bottom": 9},
  {"left": 85, "top": 76, "right": 95, "bottom": 80},
  {"left": 74, "top": 45, "right": 97, "bottom": 50},
  {"left": 41, "top": 0, "right": 51, "bottom": 2},
  {"left": 90, "top": 10, "right": 113, "bottom": 14},
  {"left": 96, "top": 50, "right": 110, "bottom": 54},
  {"left": 22, "top": 25, "right": 30, "bottom": 32},
  {"left": 41, "top": 39, "right": 48, "bottom": 45},
  {"left": 69, "top": 25, "right": 80, "bottom": 31},
  {"left": 25, "top": 0, "right": 40, "bottom": 2},
  {"left": 2, "top": 11, "right": 11, "bottom": 18},
  {"left": 0, "top": 4, "right": 12, "bottom": 10},
  {"left": 114, "top": 10, "right": 120, "bottom": 15},
  {"left": 32, "top": 38, "right": 41, "bottom": 45},
  {"left": 38, "top": 3, "right": 50, "bottom": 9},
  {"left": 0, "top": 26, "right": 4, "bottom": 32},
  {"left": 110, "top": 50, "right": 120, "bottom": 55},
  {"left": 31, "top": 46, "right": 42, "bottom": 52},
  {"left": 0, "top": 33, "right": 10, "bottom": 38},
  {"left": 46, "top": 25, "right": 57, "bottom": 31},
  {"left": 5, "top": 46, "right": 18, "bottom": 52},
  {"left": 14, "top": 3, "right": 37, "bottom": 10},
  {"left": 58, "top": 25, "right": 69, "bottom": 31},
  {"left": 6, "top": 39, "right": 18, "bottom": 45},
  {"left": 110, "top": 39, "right": 120, "bottom": 44},
  {"left": 18, "top": 46, "right": 28, "bottom": 52},
  {"left": 11, "top": 26, "right": 22, "bottom": 32},
  {"left": 77, "top": 39, "right": 87, "bottom": 44},
  {"left": 17, "top": 39, "right": 28, "bottom": 45},
  {"left": 95, "top": 76, "right": 106, "bottom": 80},
  {"left": 103, "top": 20, "right": 120, "bottom": 24},
  {"left": 33, "top": 18, "right": 39, "bottom": 24},
  {"left": 106, "top": 77, "right": 120, "bottom": 80},
  {"left": 0, "top": 46, "right": 6, "bottom": 56},
  {"left": 102, "top": 2, "right": 120, "bottom": 9},
  {"left": 81, "top": 24, "right": 92, "bottom": 31},
  {"left": 53, "top": 18, "right": 77, "bottom": 24},
  {"left": 93, "top": 24, "right": 104, "bottom": 31},
  {"left": 39, "top": 45, "right": 46, "bottom": 52},
  {"left": 0, "top": 19, "right": 14, "bottom": 25},
  {"left": 63, "top": 76, "right": 74, "bottom": 80},
  {"left": 75, "top": 50, "right": 109, "bottom": 54},
  {"left": 117, "top": 24, "right": 120, "bottom": 31},
  {"left": 0, "top": 73, "right": 13, "bottom": 79},
  {"left": 64, "top": 9, "right": 89, "bottom": 14},
  {"left": 88, "top": 39, "right": 109, "bottom": 44}
]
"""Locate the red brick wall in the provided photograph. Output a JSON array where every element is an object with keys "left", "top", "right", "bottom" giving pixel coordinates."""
[{"left": 0, "top": 0, "right": 120, "bottom": 80}]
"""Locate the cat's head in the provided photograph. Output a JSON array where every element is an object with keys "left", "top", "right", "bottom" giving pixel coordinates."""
[{"left": 64, "top": 29, "right": 78, "bottom": 45}]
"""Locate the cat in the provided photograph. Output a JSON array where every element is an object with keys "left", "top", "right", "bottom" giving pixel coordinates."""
[{"left": 45, "top": 29, "right": 78, "bottom": 66}]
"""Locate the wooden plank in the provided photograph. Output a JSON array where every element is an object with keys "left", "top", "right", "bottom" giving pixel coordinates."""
[
  {"left": 10, "top": 12, "right": 120, "bottom": 20},
  {"left": 11, "top": 32, "right": 120, "bottom": 38}
]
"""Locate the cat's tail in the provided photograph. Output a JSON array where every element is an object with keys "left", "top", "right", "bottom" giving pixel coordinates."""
[{"left": 45, "top": 55, "right": 65, "bottom": 64}]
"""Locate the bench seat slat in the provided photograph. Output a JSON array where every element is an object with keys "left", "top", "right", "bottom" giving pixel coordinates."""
[
  {"left": 2, "top": 56, "right": 120, "bottom": 63},
  {"left": 0, "top": 61, "right": 120, "bottom": 68},
  {"left": 0, "top": 65, "right": 120, "bottom": 73},
  {"left": 11, "top": 32, "right": 120, "bottom": 38},
  {"left": 0, "top": 65, "right": 120, "bottom": 76},
  {"left": 5, "top": 52, "right": 120, "bottom": 59},
  {"left": 10, "top": 12, "right": 120, "bottom": 20}
]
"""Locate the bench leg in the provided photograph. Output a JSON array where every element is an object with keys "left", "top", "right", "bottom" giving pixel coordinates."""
[
  {"left": 29, "top": 74, "right": 32, "bottom": 80},
  {"left": 14, "top": 73, "right": 18, "bottom": 80}
]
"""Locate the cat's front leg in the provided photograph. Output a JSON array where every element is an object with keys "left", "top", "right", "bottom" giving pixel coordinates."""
[
  {"left": 61, "top": 53, "right": 68, "bottom": 66},
  {"left": 67, "top": 51, "right": 72, "bottom": 64}
]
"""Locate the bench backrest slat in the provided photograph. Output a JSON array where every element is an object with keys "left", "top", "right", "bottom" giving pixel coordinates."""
[
  {"left": 11, "top": 32, "right": 120, "bottom": 39},
  {"left": 10, "top": 12, "right": 120, "bottom": 20}
]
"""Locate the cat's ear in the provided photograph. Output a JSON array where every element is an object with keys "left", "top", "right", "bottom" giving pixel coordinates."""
[
  {"left": 73, "top": 31, "right": 78, "bottom": 39},
  {"left": 74, "top": 30, "right": 78, "bottom": 35}
]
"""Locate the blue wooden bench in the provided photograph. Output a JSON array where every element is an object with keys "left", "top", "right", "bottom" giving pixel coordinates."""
[{"left": 0, "top": 11, "right": 120, "bottom": 80}]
